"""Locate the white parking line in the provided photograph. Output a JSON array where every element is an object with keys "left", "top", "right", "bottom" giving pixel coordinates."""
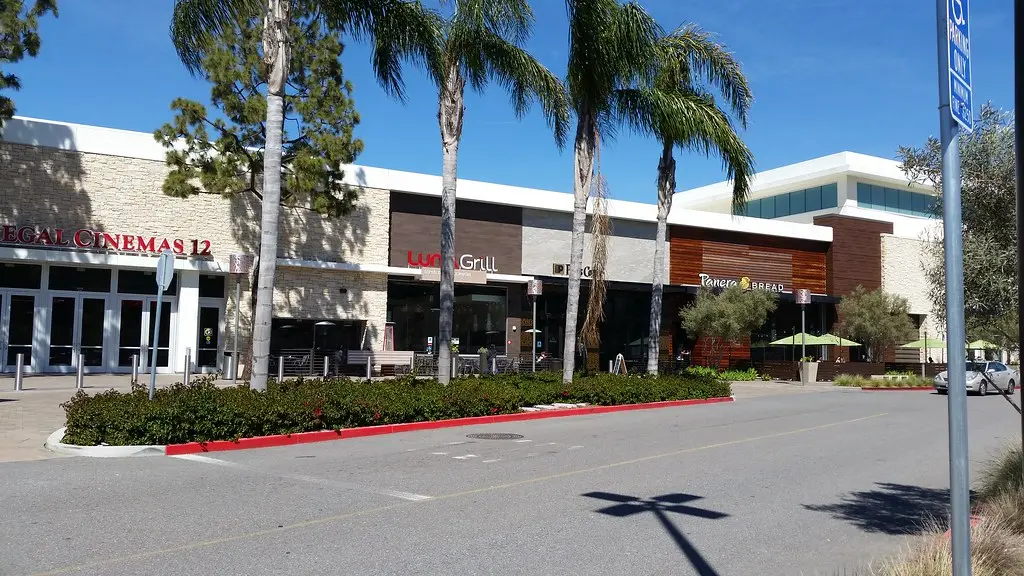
[
  {"left": 514, "top": 439, "right": 533, "bottom": 443},
  {"left": 171, "top": 454, "right": 433, "bottom": 502},
  {"left": 569, "top": 445, "right": 584, "bottom": 450},
  {"left": 451, "top": 454, "right": 479, "bottom": 460},
  {"left": 430, "top": 452, "right": 448, "bottom": 455},
  {"left": 482, "top": 459, "right": 501, "bottom": 463}
]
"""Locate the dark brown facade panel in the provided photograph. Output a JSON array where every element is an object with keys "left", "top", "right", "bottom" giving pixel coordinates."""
[
  {"left": 813, "top": 215, "right": 892, "bottom": 296},
  {"left": 389, "top": 200, "right": 523, "bottom": 275},
  {"left": 390, "top": 191, "right": 523, "bottom": 225}
]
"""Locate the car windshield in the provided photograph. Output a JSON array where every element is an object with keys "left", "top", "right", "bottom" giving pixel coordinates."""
[{"left": 966, "top": 362, "right": 986, "bottom": 373}]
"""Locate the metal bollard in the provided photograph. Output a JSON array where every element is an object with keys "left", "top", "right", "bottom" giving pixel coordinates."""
[
  {"left": 452, "top": 357, "right": 457, "bottom": 378},
  {"left": 229, "top": 356, "right": 237, "bottom": 383},
  {"left": 14, "top": 353, "right": 24, "bottom": 391},
  {"left": 491, "top": 358, "right": 497, "bottom": 375},
  {"left": 131, "top": 354, "right": 139, "bottom": 385},
  {"left": 277, "top": 356, "right": 285, "bottom": 381},
  {"left": 184, "top": 347, "right": 192, "bottom": 386},
  {"left": 323, "top": 356, "right": 329, "bottom": 378},
  {"left": 75, "top": 352, "right": 85, "bottom": 389},
  {"left": 365, "top": 357, "right": 372, "bottom": 380},
  {"left": 609, "top": 360, "right": 613, "bottom": 373}
]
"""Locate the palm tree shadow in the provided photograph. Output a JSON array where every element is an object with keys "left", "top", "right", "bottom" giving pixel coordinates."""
[
  {"left": 803, "top": 482, "right": 973, "bottom": 535},
  {"left": 583, "top": 491, "right": 727, "bottom": 576}
]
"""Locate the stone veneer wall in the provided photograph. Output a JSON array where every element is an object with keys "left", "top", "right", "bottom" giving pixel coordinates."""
[
  {"left": 881, "top": 234, "right": 940, "bottom": 361},
  {"left": 0, "top": 141, "right": 391, "bottom": 353}
]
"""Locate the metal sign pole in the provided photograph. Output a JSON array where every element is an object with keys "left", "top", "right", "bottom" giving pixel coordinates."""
[
  {"left": 532, "top": 296, "right": 537, "bottom": 372},
  {"left": 233, "top": 277, "right": 241, "bottom": 383},
  {"left": 801, "top": 304, "right": 806, "bottom": 360},
  {"left": 149, "top": 285, "right": 164, "bottom": 401},
  {"left": 936, "top": 0, "right": 973, "bottom": 571},
  {"left": 149, "top": 250, "right": 175, "bottom": 401},
  {"left": 1015, "top": 0, "right": 1024, "bottom": 488}
]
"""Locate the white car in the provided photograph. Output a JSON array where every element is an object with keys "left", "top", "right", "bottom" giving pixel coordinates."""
[{"left": 934, "top": 361, "right": 1017, "bottom": 396}]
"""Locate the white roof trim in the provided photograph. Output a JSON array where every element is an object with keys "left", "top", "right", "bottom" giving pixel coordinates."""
[
  {"left": 674, "top": 151, "right": 926, "bottom": 208},
  {"left": 0, "top": 247, "right": 226, "bottom": 272},
  {"left": 277, "top": 258, "right": 535, "bottom": 283},
  {"left": 3, "top": 115, "right": 844, "bottom": 243}
]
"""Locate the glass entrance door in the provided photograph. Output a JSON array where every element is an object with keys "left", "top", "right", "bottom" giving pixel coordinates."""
[
  {"left": 0, "top": 292, "right": 35, "bottom": 372},
  {"left": 197, "top": 303, "right": 222, "bottom": 372},
  {"left": 47, "top": 295, "right": 107, "bottom": 373},
  {"left": 117, "top": 297, "right": 174, "bottom": 372}
]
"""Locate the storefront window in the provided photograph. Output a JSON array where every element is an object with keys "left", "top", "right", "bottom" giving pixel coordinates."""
[
  {"left": 0, "top": 263, "right": 42, "bottom": 289},
  {"left": 117, "top": 269, "right": 178, "bottom": 296},
  {"left": 49, "top": 266, "right": 112, "bottom": 292},
  {"left": 199, "top": 275, "right": 226, "bottom": 298},
  {"left": 387, "top": 280, "right": 507, "bottom": 353},
  {"left": 270, "top": 319, "right": 366, "bottom": 355}
]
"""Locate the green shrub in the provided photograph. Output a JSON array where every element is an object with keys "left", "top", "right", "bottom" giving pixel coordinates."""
[
  {"left": 719, "top": 367, "right": 758, "bottom": 381},
  {"left": 833, "top": 374, "right": 869, "bottom": 387},
  {"left": 977, "top": 444, "right": 1024, "bottom": 504},
  {"left": 62, "top": 373, "right": 730, "bottom": 446}
]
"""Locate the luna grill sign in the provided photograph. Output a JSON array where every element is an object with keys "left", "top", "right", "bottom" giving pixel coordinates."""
[
  {"left": 698, "top": 273, "right": 785, "bottom": 293},
  {"left": 406, "top": 251, "right": 498, "bottom": 273},
  {"left": 1, "top": 225, "right": 212, "bottom": 256}
]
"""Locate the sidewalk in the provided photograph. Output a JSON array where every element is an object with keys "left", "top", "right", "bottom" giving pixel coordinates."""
[{"left": 0, "top": 374, "right": 200, "bottom": 463}]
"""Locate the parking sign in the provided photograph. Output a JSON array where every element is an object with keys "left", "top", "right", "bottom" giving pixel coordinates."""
[{"left": 946, "top": 0, "right": 973, "bottom": 132}]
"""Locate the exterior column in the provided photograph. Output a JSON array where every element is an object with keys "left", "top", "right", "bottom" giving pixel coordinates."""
[{"left": 176, "top": 270, "right": 200, "bottom": 373}]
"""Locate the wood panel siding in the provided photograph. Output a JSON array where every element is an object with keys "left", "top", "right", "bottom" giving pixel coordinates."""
[
  {"left": 669, "top": 226, "right": 828, "bottom": 293},
  {"left": 389, "top": 192, "right": 523, "bottom": 275},
  {"left": 813, "top": 215, "right": 892, "bottom": 296}
]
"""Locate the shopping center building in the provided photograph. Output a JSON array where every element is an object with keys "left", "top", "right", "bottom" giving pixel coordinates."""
[{"left": 0, "top": 117, "right": 940, "bottom": 375}]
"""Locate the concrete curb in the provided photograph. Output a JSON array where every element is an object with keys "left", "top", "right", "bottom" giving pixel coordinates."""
[
  {"left": 165, "top": 396, "right": 736, "bottom": 456},
  {"left": 44, "top": 427, "right": 166, "bottom": 457},
  {"left": 860, "top": 386, "right": 936, "bottom": 391}
]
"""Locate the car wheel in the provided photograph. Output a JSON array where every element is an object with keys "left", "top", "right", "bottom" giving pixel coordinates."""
[
  {"left": 1009, "top": 380, "right": 1016, "bottom": 395},
  {"left": 980, "top": 381, "right": 988, "bottom": 396}
]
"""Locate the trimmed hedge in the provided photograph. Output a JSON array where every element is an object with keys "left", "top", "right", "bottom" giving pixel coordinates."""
[
  {"left": 833, "top": 374, "right": 933, "bottom": 388},
  {"left": 62, "top": 372, "right": 731, "bottom": 446}
]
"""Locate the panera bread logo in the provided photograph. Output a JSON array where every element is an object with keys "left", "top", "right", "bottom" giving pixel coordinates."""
[{"left": 698, "top": 273, "right": 784, "bottom": 293}]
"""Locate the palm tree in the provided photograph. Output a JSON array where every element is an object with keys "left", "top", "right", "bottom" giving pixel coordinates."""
[
  {"left": 170, "top": 0, "right": 439, "bottom": 391},
  {"left": 425, "top": 0, "right": 569, "bottom": 384},
  {"left": 643, "top": 25, "right": 754, "bottom": 375},
  {"left": 560, "top": 0, "right": 677, "bottom": 384}
]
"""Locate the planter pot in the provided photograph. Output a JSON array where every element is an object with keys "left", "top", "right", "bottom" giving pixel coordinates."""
[{"left": 799, "top": 361, "right": 819, "bottom": 385}]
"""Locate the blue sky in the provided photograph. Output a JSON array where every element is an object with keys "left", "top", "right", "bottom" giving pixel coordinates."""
[{"left": 9, "top": 0, "right": 1015, "bottom": 203}]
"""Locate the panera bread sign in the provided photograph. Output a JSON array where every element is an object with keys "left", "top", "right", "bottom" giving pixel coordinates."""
[
  {"left": 698, "top": 273, "right": 784, "bottom": 293},
  {"left": 1, "top": 225, "right": 212, "bottom": 256}
]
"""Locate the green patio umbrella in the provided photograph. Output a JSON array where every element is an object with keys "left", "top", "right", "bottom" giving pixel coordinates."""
[
  {"left": 768, "top": 333, "right": 831, "bottom": 346},
  {"left": 901, "top": 338, "right": 947, "bottom": 348},
  {"left": 818, "top": 333, "right": 862, "bottom": 347},
  {"left": 966, "top": 339, "right": 999, "bottom": 350}
]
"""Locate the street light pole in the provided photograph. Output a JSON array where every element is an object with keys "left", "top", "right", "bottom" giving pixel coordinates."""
[{"left": 935, "top": 0, "right": 972, "bottom": 571}]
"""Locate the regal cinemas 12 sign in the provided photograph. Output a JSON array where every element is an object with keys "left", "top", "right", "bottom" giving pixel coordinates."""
[
  {"left": 1, "top": 225, "right": 213, "bottom": 256},
  {"left": 698, "top": 273, "right": 784, "bottom": 293}
]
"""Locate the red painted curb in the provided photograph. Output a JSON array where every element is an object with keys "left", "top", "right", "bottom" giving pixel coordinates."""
[
  {"left": 164, "top": 396, "right": 734, "bottom": 456},
  {"left": 860, "top": 386, "right": 936, "bottom": 391}
]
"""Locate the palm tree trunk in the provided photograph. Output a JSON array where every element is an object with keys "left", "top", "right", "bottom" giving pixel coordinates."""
[
  {"left": 437, "top": 63, "right": 465, "bottom": 384},
  {"left": 562, "top": 112, "right": 597, "bottom": 384},
  {"left": 647, "top": 141, "right": 675, "bottom": 375},
  {"left": 250, "top": 0, "right": 290, "bottom": 392}
]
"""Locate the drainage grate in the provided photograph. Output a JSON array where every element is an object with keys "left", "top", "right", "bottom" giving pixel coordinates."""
[{"left": 466, "top": 433, "right": 524, "bottom": 440}]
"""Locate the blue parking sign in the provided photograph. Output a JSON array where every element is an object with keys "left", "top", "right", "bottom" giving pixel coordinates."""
[{"left": 947, "top": 0, "right": 973, "bottom": 132}]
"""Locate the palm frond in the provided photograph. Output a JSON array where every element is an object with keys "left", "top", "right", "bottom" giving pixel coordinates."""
[
  {"left": 327, "top": 0, "right": 445, "bottom": 100},
  {"left": 565, "top": 0, "right": 661, "bottom": 119},
  {"left": 475, "top": 29, "right": 570, "bottom": 147},
  {"left": 615, "top": 87, "right": 754, "bottom": 209},
  {"left": 171, "top": 0, "right": 263, "bottom": 76},
  {"left": 657, "top": 23, "right": 751, "bottom": 127}
]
